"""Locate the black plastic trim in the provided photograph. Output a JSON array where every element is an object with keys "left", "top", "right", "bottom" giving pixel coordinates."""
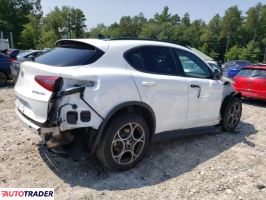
[
  {"left": 67, "top": 111, "right": 78, "bottom": 124},
  {"left": 151, "top": 126, "right": 220, "bottom": 143},
  {"left": 18, "top": 109, "right": 55, "bottom": 128},
  {"left": 80, "top": 111, "right": 91, "bottom": 122}
]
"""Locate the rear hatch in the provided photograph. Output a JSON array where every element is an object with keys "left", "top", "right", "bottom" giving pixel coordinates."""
[{"left": 15, "top": 39, "right": 107, "bottom": 124}]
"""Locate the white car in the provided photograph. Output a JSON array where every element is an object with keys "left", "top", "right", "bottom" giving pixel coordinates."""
[{"left": 14, "top": 39, "right": 242, "bottom": 170}]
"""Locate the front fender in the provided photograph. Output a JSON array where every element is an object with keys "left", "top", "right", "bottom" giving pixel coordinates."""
[{"left": 220, "top": 91, "right": 241, "bottom": 116}]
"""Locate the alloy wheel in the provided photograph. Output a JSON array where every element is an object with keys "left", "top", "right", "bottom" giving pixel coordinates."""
[
  {"left": 111, "top": 123, "right": 145, "bottom": 165},
  {"left": 228, "top": 102, "right": 241, "bottom": 128}
]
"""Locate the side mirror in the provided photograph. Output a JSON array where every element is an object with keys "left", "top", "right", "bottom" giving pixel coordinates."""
[{"left": 213, "top": 69, "right": 221, "bottom": 80}]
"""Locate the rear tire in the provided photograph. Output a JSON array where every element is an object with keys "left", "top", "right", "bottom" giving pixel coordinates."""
[
  {"left": 96, "top": 113, "right": 149, "bottom": 171},
  {"left": 0, "top": 72, "right": 7, "bottom": 87},
  {"left": 221, "top": 97, "right": 242, "bottom": 132}
]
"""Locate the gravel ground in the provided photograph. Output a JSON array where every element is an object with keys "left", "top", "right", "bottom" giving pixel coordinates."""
[{"left": 0, "top": 86, "right": 266, "bottom": 200}]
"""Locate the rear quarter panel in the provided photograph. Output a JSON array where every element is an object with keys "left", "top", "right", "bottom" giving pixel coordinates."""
[{"left": 58, "top": 45, "right": 142, "bottom": 129}]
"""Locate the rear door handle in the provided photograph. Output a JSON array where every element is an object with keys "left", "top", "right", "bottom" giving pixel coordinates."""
[
  {"left": 141, "top": 81, "right": 155, "bottom": 87},
  {"left": 190, "top": 84, "right": 201, "bottom": 98}
]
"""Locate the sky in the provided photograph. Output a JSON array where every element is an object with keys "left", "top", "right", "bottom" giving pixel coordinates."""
[{"left": 41, "top": 0, "right": 266, "bottom": 30}]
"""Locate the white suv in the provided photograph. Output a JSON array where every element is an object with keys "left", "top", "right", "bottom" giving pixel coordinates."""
[{"left": 15, "top": 39, "right": 242, "bottom": 170}]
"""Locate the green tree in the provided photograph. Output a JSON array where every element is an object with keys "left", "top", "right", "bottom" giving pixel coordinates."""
[
  {"left": 37, "top": 6, "right": 86, "bottom": 48},
  {"left": 181, "top": 13, "right": 190, "bottom": 27},
  {"left": 186, "top": 20, "right": 206, "bottom": 48},
  {"left": 85, "top": 3, "right": 266, "bottom": 62},
  {"left": 201, "top": 14, "right": 223, "bottom": 60},
  {"left": 222, "top": 6, "right": 242, "bottom": 54},
  {"left": 225, "top": 45, "right": 242, "bottom": 61},
  {"left": 37, "top": 30, "right": 57, "bottom": 49},
  {"left": 245, "top": 3, "right": 262, "bottom": 42},
  {"left": 140, "top": 22, "right": 161, "bottom": 39},
  {"left": 86, "top": 23, "right": 107, "bottom": 38},
  {"left": 239, "top": 41, "right": 262, "bottom": 62},
  {"left": 18, "top": 14, "right": 41, "bottom": 49},
  {"left": 262, "top": 38, "right": 266, "bottom": 62},
  {"left": 153, "top": 6, "right": 180, "bottom": 25},
  {"left": 71, "top": 8, "right": 86, "bottom": 38},
  {"left": 0, "top": 0, "right": 42, "bottom": 48}
]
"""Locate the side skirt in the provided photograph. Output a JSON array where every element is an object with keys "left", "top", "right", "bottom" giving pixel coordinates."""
[{"left": 151, "top": 125, "right": 221, "bottom": 143}]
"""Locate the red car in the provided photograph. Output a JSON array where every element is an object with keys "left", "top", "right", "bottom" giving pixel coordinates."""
[{"left": 233, "top": 65, "right": 266, "bottom": 100}]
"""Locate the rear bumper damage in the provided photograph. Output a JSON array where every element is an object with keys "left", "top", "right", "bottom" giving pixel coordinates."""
[
  {"left": 15, "top": 87, "right": 103, "bottom": 158},
  {"left": 16, "top": 108, "right": 56, "bottom": 143},
  {"left": 16, "top": 106, "right": 99, "bottom": 159}
]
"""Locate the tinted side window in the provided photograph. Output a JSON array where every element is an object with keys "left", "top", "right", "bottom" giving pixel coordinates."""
[
  {"left": 238, "top": 69, "right": 255, "bottom": 77},
  {"left": 174, "top": 49, "right": 211, "bottom": 78},
  {"left": 237, "top": 62, "right": 249, "bottom": 67},
  {"left": 125, "top": 46, "right": 178, "bottom": 75},
  {"left": 141, "top": 46, "right": 177, "bottom": 75},
  {"left": 125, "top": 48, "right": 143, "bottom": 69},
  {"left": 35, "top": 45, "right": 104, "bottom": 67}
]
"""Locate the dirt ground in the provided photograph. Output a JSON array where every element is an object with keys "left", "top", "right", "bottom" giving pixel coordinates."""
[{"left": 0, "top": 85, "right": 266, "bottom": 200}]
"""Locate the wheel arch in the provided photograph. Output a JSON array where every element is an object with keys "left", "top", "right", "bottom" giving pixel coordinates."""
[
  {"left": 220, "top": 92, "right": 241, "bottom": 116},
  {"left": 90, "top": 101, "right": 156, "bottom": 153}
]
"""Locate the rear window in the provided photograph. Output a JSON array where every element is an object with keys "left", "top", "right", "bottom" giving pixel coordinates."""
[
  {"left": 238, "top": 69, "right": 266, "bottom": 78},
  {"left": 237, "top": 61, "right": 252, "bottom": 67},
  {"left": 35, "top": 42, "right": 104, "bottom": 67},
  {"left": 252, "top": 69, "right": 266, "bottom": 78},
  {"left": 238, "top": 69, "right": 255, "bottom": 77}
]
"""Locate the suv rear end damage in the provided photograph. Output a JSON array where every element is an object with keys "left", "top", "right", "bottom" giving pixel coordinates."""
[
  {"left": 15, "top": 40, "right": 108, "bottom": 158},
  {"left": 16, "top": 83, "right": 103, "bottom": 159}
]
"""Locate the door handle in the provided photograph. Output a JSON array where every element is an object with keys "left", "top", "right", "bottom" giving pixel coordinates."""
[
  {"left": 190, "top": 84, "right": 201, "bottom": 98},
  {"left": 141, "top": 81, "right": 155, "bottom": 87}
]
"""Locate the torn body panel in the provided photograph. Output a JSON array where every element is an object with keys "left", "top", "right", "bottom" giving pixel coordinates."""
[{"left": 55, "top": 92, "right": 103, "bottom": 132}]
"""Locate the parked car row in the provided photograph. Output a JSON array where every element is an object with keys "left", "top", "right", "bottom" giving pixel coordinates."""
[
  {"left": 0, "top": 53, "right": 14, "bottom": 86},
  {"left": 224, "top": 60, "right": 253, "bottom": 78},
  {"left": 0, "top": 49, "right": 47, "bottom": 86}
]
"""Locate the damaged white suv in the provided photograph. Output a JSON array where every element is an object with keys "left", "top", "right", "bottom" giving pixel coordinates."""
[{"left": 15, "top": 39, "right": 242, "bottom": 170}]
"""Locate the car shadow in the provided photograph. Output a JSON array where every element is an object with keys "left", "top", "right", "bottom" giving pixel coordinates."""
[
  {"left": 0, "top": 82, "right": 14, "bottom": 89},
  {"left": 39, "top": 122, "right": 257, "bottom": 191},
  {"left": 242, "top": 98, "right": 266, "bottom": 108}
]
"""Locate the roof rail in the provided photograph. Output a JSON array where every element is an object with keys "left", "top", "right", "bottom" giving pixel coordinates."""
[{"left": 102, "top": 36, "right": 179, "bottom": 45}]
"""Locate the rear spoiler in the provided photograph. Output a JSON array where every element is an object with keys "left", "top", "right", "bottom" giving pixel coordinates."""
[{"left": 55, "top": 39, "right": 109, "bottom": 52}]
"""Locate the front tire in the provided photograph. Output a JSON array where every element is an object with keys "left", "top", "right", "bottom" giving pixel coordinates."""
[
  {"left": 96, "top": 113, "right": 150, "bottom": 171},
  {"left": 0, "top": 72, "right": 7, "bottom": 87},
  {"left": 221, "top": 97, "right": 242, "bottom": 132}
]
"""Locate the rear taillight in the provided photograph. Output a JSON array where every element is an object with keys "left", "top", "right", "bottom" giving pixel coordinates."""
[{"left": 35, "top": 76, "right": 60, "bottom": 92}]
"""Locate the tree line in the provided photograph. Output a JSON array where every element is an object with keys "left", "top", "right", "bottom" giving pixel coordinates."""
[{"left": 0, "top": 0, "right": 265, "bottom": 62}]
